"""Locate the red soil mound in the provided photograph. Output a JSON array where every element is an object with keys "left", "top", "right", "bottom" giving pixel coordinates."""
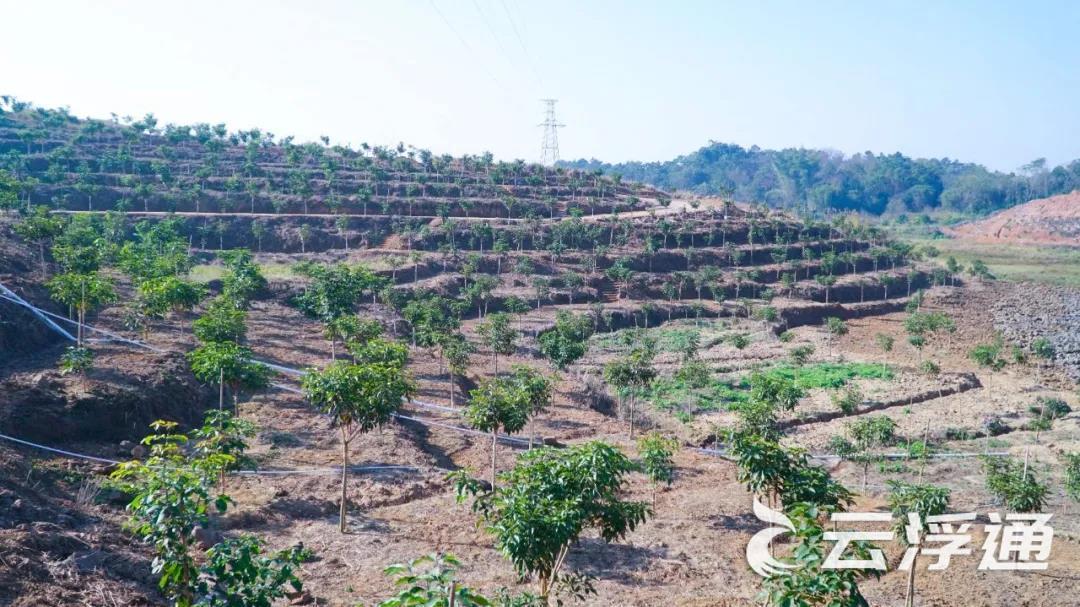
[{"left": 949, "top": 190, "right": 1080, "bottom": 245}]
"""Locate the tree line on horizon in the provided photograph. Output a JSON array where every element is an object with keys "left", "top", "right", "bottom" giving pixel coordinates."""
[{"left": 562, "top": 141, "right": 1080, "bottom": 217}]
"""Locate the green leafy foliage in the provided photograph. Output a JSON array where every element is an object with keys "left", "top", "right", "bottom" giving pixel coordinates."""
[
  {"left": 195, "top": 536, "right": 304, "bottom": 607},
  {"left": 138, "top": 275, "right": 206, "bottom": 319},
  {"left": 729, "top": 432, "right": 853, "bottom": 512},
  {"left": 191, "top": 410, "right": 257, "bottom": 486},
  {"left": 477, "top": 312, "right": 518, "bottom": 374},
  {"left": 47, "top": 270, "right": 116, "bottom": 345},
  {"left": 824, "top": 317, "right": 848, "bottom": 337},
  {"left": 302, "top": 358, "right": 413, "bottom": 436},
  {"left": 969, "top": 342, "right": 1006, "bottom": 370},
  {"left": 452, "top": 441, "right": 648, "bottom": 602},
  {"left": 375, "top": 553, "right": 492, "bottom": 607},
  {"left": 981, "top": 457, "right": 1049, "bottom": 512},
  {"left": 757, "top": 362, "right": 892, "bottom": 390},
  {"left": 58, "top": 345, "right": 93, "bottom": 375},
  {"left": 118, "top": 218, "right": 194, "bottom": 281},
  {"left": 831, "top": 385, "right": 862, "bottom": 415},
  {"left": 1064, "top": 453, "right": 1080, "bottom": 503},
  {"left": 188, "top": 341, "right": 271, "bottom": 409},
  {"left": 347, "top": 337, "right": 409, "bottom": 369},
  {"left": 466, "top": 377, "right": 531, "bottom": 436},
  {"left": 301, "top": 357, "right": 414, "bottom": 532},
  {"left": 109, "top": 421, "right": 228, "bottom": 606},
  {"left": 12, "top": 205, "right": 63, "bottom": 275},
  {"left": 749, "top": 372, "right": 805, "bottom": 411},
  {"left": 218, "top": 249, "right": 267, "bottom": 308},
  {"left": 760, "top": 503, "right": 878, "bottom": 607},
  {"left": 193, "top": 296, "right": 247, "bottom": 344},
  {"left": 292, "top": 262, "right": 381, "bottom": 322},
  {"left": 637, "top": 432, "right": 678, "bottom": 497},
  {"left": 886, "top": 481, "right": 950, "bottom": 543},
  {"left": 538, "top": 311, "right": 593, "bottom": 370},
  {"left": 565, "top": 142, "right": 1073, "bottom": 216}
]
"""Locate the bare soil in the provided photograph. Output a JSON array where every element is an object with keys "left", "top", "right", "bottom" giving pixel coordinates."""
[{"left": 949, "top": 191, "right": 1080, "bottom": 246}]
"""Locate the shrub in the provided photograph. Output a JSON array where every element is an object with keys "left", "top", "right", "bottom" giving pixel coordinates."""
[
  {"left": 1029, "top": 397, "right": 1071, "bottom": 419},
  {"left": 59, "top": 346, "right": 93, "bottom": 375},
  {"left": 944, "top": 427, "right": 974, "bottom": 441},
  {"left": 981, "top": 415, "right": 1010, "bottom": 437},
  {"left": 982, "top": 457, "right": 1048, "bottom": 512},
  {"left": 1065, "top": 453, "right": 1080, "bottom": 503},
  {"left": 831, "top": 386, "right": 862, "bottom": 415},
  {"left": 969, "top": 343, "right": 1005, "bottom": 370},
  {"left": 675, "top": 360, "right": 711, "bottom": 389}
]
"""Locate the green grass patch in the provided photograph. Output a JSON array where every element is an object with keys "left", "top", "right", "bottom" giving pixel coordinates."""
[
  {"left": 637, "top": 361, "right": 892, "bottom": 418},
  {"left": 905, "top": 237, "right": 1080, "bottom": 287},
  {"left": 188, "top": 263, "right": 297, "bottom": 283},
  {"left": 758, "top": 362, "right": 893, "bottom": 390},
  {"left": 641, "top": 374, "right": 750, "bottom": 415}
]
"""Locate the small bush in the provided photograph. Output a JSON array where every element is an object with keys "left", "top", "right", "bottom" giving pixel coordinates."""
[
  {"left": 944, "top": 427, "right": 974, "bottom": 441},
  {"left": 675, "top": 360, "right": 711, "bottom": 389},
  {"left": 981, "top": 415, "right": 1010, "bottom": 437},
  {"left": 831, "top": 386, "right": 862, "bottom": 415},
  {"left": 970, "top": 343, "right": 1005, "bottom": 370},
  {"left": 1029, "top": 397, "right": 1071, "bottom": 419},
  {"left": 59, "top": 346, "right": 93, "bottom": 375}
]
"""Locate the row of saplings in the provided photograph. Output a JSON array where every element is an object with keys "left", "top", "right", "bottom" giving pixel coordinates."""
[
  {"left": 20, "top": 211, "right": 1078, "bottom": 605},
  {"left": 67, "top": 226, "right": 856, "bottom": 605},
  {"left": 110, "top": 342, "right": 1076, "bottom": 607},
  {"left": 117, "top": 260, "right": 1079, "bottom": 607}
]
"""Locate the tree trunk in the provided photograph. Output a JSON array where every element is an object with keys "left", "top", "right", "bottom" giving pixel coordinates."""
[
  {"left": 339, "top": 433, "right": 350, "bottom": 533},
  {"left": 218, "top": 368, "right": 224, "bottom": 410},
  {"left": 905, "top": 553, "right": 917, "bottom": 607},
  {"left": 490, "top": 430, "right": 498, "bottom": 489}
]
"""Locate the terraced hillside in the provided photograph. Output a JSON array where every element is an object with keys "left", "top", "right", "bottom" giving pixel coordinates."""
[
  {"left": 1, "top": 101, "right": 1079, "bottom": 607},
  {"left": 0, "top": 102, "right": 662, "bottom": 249}
]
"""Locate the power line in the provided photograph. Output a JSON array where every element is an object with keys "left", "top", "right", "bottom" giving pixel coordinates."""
[
  {"left": 471, "top": 0, "right": 516, "bottom": 71},
  {"left": 428, "top": 0, "right": 516, "bottom": 100},
  {"left": 499, "top": 0, "right": 545, "bottom": 88},
  {"left": 538, "top": 98, "right": 564, "bottom": 166}
]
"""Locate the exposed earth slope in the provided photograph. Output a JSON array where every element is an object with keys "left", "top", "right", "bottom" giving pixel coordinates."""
[{"left": 950, "top": 190, "right": 1080, "bottom": 246}]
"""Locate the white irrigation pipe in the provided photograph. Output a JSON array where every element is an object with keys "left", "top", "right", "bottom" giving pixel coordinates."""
[
  {"left": 394, "top": 413, "right": 532, "bottom": 446},
  {"left": 1, "top": 286, "right": 1015, "bottom": 463},
  {"left": 0, "top": 284, "right": 76, "bottom": 342},
  {"left": 0, "top": 287, "right": 528, "bottom": 449},
  {"left": 0, "top": 431, "right": 121, "bottom": 464},
  {"left": 0, "top": 431, "right": 439, "bottom": 476},
  {"left": 691, "top": 445, "right": 1009, "bottom": 461},
  {"left": 2, "top": 291, "right": 453, "bottom": 407},
  {"left": 0, "top": 291, "right": 167, "bottom": 353}
]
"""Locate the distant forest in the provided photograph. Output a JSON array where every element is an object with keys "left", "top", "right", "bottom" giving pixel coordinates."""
[{"left": 562, "top": 142, "right": 1080, "bottom": 216}]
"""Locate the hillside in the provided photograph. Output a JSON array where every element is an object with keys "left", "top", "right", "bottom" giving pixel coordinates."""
[
  {"left": 949, "top": 190, "right": 1080, "bottom": 246},
  {"left": 563, "top": 141, "right": 1080, "bottom": 217},
  {"left": 2, "top": 98, "right": 1080, "bottom": 606},
  {"left": 0, "top": 100, "right": 665, "bottom": 250}
]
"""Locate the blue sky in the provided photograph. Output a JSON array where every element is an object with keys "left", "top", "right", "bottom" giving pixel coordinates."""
[{"left": 3, "top": 1, "right": 1078, "bottom": 171}]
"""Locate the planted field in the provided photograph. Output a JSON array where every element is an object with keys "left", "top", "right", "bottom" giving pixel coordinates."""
[{"left": 1, "top": 102, "right": 1079, "bottom": 607}]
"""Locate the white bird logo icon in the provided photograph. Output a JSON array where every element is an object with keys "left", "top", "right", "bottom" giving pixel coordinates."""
[{"left": 746, "top": 496, "right": 800, "bottom": 577}]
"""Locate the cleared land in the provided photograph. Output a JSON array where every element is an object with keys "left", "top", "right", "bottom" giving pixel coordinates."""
[{"left": 2, "top": 106, "right": 1079, "bottom": 606}]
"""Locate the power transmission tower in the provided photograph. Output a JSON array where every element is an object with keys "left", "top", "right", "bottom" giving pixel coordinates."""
[{"left": 538, "top": 99, "right": 564, "bottom": 166}]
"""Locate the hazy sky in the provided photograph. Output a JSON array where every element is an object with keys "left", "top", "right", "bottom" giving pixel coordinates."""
[{"left": 4, "top": 1, "right": 1078, "bottom": 171}]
